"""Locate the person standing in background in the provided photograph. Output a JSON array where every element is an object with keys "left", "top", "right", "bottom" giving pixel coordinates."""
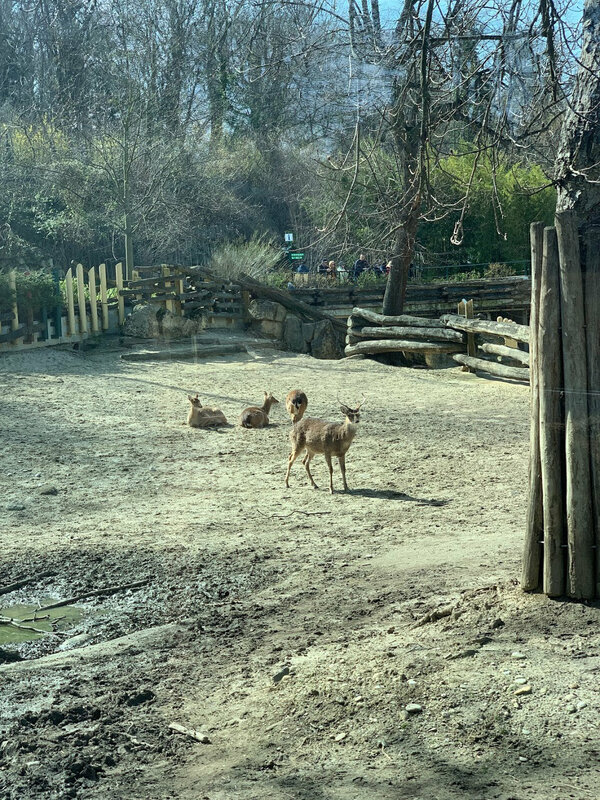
[{"left": 352, "top": 253, "right": 369, "bottom": 281}]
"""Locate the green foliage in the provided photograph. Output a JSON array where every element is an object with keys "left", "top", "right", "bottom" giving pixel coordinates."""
[
  {"left": 0, "top": 269, "right": 60, "bottom": 316},
  {"left": 208, "top": 236, "right": 284, "bottom": 281},
  {"left": 484, "top": 262, "right": 517, "bottom": 278},
  {"left": 445, "top": 270, "right": 483, "bottom": 283},
  {"left": 356, "top": 270, "right": 386, "bottom": 288}
]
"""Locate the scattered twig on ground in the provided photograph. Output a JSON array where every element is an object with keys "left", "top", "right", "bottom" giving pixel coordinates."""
[
  {"left": 121, "top": 731, "right": 156, "bottom": 750},
  {"left": 412, "top": 605, "right": 455, "bottom": 628},
  {"left": 0, "top": 570, "right": 54, "bottom": 596},
  {"left": 37, "top": 578, "right": 152, "bottom": 611},
  {"left": 168, "top": 722, "right": 211, "bottom": 744},
  {"left": 0, "top": 617, "right": 52, "bottom": 635},
  {"left": 256, "top": 510, "right": 332, "bottom": 519}
]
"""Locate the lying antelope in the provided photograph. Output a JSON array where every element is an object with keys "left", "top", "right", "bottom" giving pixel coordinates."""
[
  {"left": 284, "top": 399, "right": 364, "bottom": 493},
  {"left": 187, "top": 395, "right": 228, "bottom": 428},
  {"left": 285, "top": 389, "right": 308, "bottom": 424},
  {"left": 240, "top": 391, "right": 280, "bottom": 428}
]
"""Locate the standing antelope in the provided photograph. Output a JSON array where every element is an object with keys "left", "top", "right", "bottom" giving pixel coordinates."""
[
  {"left": 284, "top": 399, "right": 364, "bottom": 493},
  {"left": 285, "top": 389, "right": 308, "bottom": 424},
  {"left": 240, "top": 391, "right": 280, "bottom": 428},
  {"left": 187, "top": 395, "right": 228, "bottom": 428}
]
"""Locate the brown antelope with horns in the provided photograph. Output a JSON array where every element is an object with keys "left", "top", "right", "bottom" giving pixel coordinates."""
[
  {"left": 240, "top": 391, "right": 280, "bottom": 428},
  {"left": 284, "top": 398, "right": 365, "bottom": 493},
  {"left": 285, "top": 389, "right": 308, "bottom": 424}
]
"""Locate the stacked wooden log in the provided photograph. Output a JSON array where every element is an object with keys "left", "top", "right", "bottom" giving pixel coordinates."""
[
  {"left": 345, "top": 308, "right": 465, "bottom": 357},
  {"left": 345, "top": 308, "right": 531, "bottom": 384},
  {"left": 440, "top": 313, "right": 531, "bottom": 383},
  {"left": 522, "top": 212, "right": 600, "bottom": 600}
]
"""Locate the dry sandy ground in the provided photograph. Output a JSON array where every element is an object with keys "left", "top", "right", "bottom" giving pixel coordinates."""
[{"left": 1, "top": 339, "right": 600, "bottom": 800}]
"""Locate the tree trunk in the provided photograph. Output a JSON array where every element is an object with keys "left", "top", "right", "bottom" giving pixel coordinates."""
[{"left": 555, "top": 0, "right": 600, "bottom": 223}]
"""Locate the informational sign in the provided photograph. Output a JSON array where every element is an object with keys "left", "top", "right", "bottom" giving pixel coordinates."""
[
  {"left": 290, "top": 252, "right": 305, "bottom": 260},
  {"left": 284, "top": 232, "right": 294, "bottom": 243}
]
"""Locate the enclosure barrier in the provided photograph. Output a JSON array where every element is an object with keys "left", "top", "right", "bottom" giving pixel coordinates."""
[
  {"left": 0, "top": 263, "right": 125, "bottom": 351},
  {"left": 522, "top": 213, "right": 600, "bottom": 600},
  {"left": 124, "top": 265, "right": 244, "bottom": 324},
  {"left": 345, "top": 306, "right": 531, "bottom": 384}
]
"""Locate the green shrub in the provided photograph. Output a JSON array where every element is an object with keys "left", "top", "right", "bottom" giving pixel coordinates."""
[
  {"left": 208, "top": 236, "right": 284, "bottom": 281},
  {"left": 356, "top": 270, "right": 386, "bottom": 288},
  {"left": 484, "top": 262, "right": 517, "bottom": 278},
  {"left": 445, "top": 270, "right": 482, "bottom": 283},
  {"left": 0, "top": 269, "right": 60, "bottom": 317}
]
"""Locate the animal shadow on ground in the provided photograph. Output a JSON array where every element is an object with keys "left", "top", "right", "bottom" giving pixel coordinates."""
[{"left": 347, "top": 488, "right": 449, "bottom": 507}]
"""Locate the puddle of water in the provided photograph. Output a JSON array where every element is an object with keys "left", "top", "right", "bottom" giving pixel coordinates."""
[{"left": 0, "top": 603, "right": 83, "bottom": 645}]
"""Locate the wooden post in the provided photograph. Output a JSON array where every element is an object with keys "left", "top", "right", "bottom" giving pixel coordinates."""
[
  {"left": 76, "top": 263, "right": 88, "bottom": 335},
  {"left": 9, "top": 270, "right": 22, "bottom": 346},
  {"left": 522, "top": 222, "right": 545, "bottom": 591},
  {"left": 538, "top": 227, "right": 566, "bottom": 596},
  {"left": 458, "top": 299, "right": 475, "bottom": 371},
  {"left": 99, "top": 263, "right": 109, "bottom": 331},
  {"left": 65, "top": 267, "right": 76, "bottom": 335},
  {"left": 163, "top": 265, "right": 176, "bottom": 314},
  {"left": 52, "top": 269, "right": 62, "bottom": 339},
  {"left": 88, "top": 266, "right": 99, "bottom": 334},
  {"left": 584, "top": 229, "right": 600, "bottom": 597},
  {"left": 556, "top": 210, "right": 594, "bottom": 599},
  {"left": 115, "top": 262, "right": 125, "bottom": 325}
]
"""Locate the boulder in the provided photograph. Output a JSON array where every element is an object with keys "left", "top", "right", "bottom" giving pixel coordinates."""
[
  {"left": 310, "top": 320, "right": 344, "bottom": 360},
  {"left": 123, "top": 303, "right": 163, "bottom": 338},
  {"left": 161, "top": 311, "right": 199, "bottom": 338},
  {"left": 302, "top": 322, "right": 316, "bottom": 344},
  {"left": 248, "top": 299, "right": 287, "bottom": 323},
  {"left": 283, "top": 314, "right": 307, "bottom": 353}
]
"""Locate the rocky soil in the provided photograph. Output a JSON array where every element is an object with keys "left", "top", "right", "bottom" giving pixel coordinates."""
[{"left": 1, "top": 340, "right": 599, "bottom": 800}]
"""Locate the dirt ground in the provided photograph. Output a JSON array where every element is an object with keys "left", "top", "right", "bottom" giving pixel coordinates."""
[{"left": 1, "top": 339, "right": 600, "bottom": 800}]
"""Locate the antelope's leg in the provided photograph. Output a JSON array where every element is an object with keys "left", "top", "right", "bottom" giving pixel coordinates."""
[
  {"left": 285, "top": 448, "right": 302, "bottom": 487},
  {"left": 304, "top": 452, "right": 319, "bottom": 489},
  {"left": 338, "top": 455, "right": 349, "bottom": 491},
  {"left": 325, "top": 453, "right": 334, "bottom": 494}
]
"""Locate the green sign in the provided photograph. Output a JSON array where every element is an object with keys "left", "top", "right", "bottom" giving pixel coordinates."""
[{"left": 290, "top": 253, "right": 304, "bottom": 260}]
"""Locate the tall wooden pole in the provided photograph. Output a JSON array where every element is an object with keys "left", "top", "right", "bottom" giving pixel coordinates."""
[
  {"left": 538, "top": 228, "right": 566, "bottom": 596},
  {"left": 522, "top": 222, "right": 545, "bottom": 591},
  {"left": 556, "top": 210, "right": 594, "bottom": 599},
  {"left": 584, "top": 229, "right": 600, "bottom": 596}
]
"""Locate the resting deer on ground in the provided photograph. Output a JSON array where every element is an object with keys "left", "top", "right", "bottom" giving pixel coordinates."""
[
  {"left": 284, "top": 398, "right": 365, "bottom": 493},
  {"left": 285, "top": 389, "right": 308, "bottom": 424},
  {"left": 187, "top": 395, "right": 228, "bottom": 428},
  {"left": 240, "top": 392, "right": 280, "bottom": 428}
]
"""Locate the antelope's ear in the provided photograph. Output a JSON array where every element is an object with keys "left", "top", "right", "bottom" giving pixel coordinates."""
[
  {"left": 188, "top": 395, "right": 194, "bottom": 402},
  {"left": 340, "top": 404, "right": 351, "bottom": 415}
]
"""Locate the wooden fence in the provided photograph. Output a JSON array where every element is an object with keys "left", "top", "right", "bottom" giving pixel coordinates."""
[
  {"left": 345, "top": 306, "right": 531, "bottom": 383},
  {"left": 294, "top": 275, "right": 531, "bottom": 321},
  {"left": 522, "top": 213, "right": 600, "bottom": 600},
  {"left": 0, "top": 263, "right": 127, "bottom": 352},
  {"left": 124, "top": 266, "right": 244, "bottom": 325}
]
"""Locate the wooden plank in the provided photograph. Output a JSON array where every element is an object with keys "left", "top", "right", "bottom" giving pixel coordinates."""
[
  {"left": 538, "top": 227, "right": 566, "bottom": 596},
  {"left": 99, "top": 263, "right": 109, "bottom": 331},
  {"left": 350, "top": 307, "right": 446, "bottom": 328},
  {"left": 115, "top": 262, "right": 125, "bottom": 325},
  {"left": 522, "top": 222, "right": 545, "bottom": 592},
  {"left": 0, "top": 324, "right": 26, "bottom": 343},
  {"left": 479, "top": 342, "right": 530, "bottom": 366},
  {"left": 458, "top": 299, "right": 476, "bottom": 372},
  {"left": 452, "top": 353, "right": 530, "bottom": 383},
  {"left": 556, "top": 210, "right": 594, "bottom": 599},
  {"left": 88, "top": 267, "right": 99, "bottom": 333},
  {"left": 345, "top": 339, "right": 465, "bottom": 357},
  {"left": 65, "top": 268, "right": 76, "bottom": 335},
  {"left": 349, "top": 325, "right": 464, "bottom": 343},
  {"left": 76, "top": 263, "right": 88, "bottom": 335},
  {"left": 52, "top": 270, "right": 63, "bottom": 339},
  {"left": 441, "top": 313, "right": 530, "bottom": 343},
  {"left": 585, "top": 229, "right": 600, "bottom": 598}
]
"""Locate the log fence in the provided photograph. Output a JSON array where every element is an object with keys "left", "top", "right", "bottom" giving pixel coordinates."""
[
  {"left": 345, "top": 306, "right": 531, "bottom": 384},
  {"left": 522, "top": 212, "right": 600, "bottom": 600}
]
